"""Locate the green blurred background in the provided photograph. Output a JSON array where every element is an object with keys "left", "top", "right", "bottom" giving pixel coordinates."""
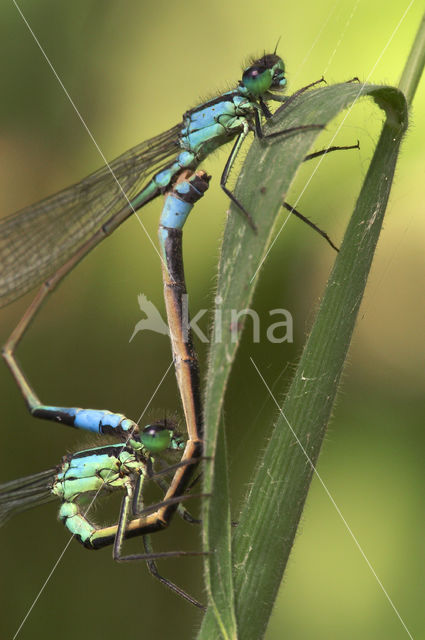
[{"left": 0, "top": 1, "right": 423, "bottom": 638}]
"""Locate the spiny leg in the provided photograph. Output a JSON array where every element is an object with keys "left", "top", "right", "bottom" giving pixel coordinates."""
[
  {"left": 264, "top": 76, "right": 359, "bottom": 114},
  {"left": 134, "top": 458, "right": 208, "bottom": 520},
  {"left": 135, "top": 492, "right": 207, "bottom": 519},
  {"left": 146, "top": 452, "right": 207, "bottom": 523},
  {"left": 282, "top": 141, "right": 360, "bottom": 250},
  {"left": 304, "top": 141, "right": 359, "bottom": 162},
  {"left": 142, "top": 534, "right": 205, "bottom": 610},
  {"left": 262, "top": 80, "right": 358, "bottom": 248},
  {"left": 253, "top": 108, "right": 324, "bottom": 142},
  {"left": 281, "top": 203, "right": 339, "bottom": 252},
  {"left": 113, "top": 477, "right": 206, "bottom": 609},
  {"left": 135, "top": 475, "right": 206, "bottom": 607},
  {"left": 220, "top": 126, "right": 257, "bottom": 231},
  {"left": 129, "top": 465, "right": 209, "bottom": 528},
  {"left": 220, "top": 118, "right": 324, "bottom": 232},
  {"left": 266, "top": 77, "right": 327, "bottom": 113},
  {"left": 153, "top": 475, "right": 202, "bottom": 525}
]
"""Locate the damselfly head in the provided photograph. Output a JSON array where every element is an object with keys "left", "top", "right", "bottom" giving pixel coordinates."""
[
  {"left": 240, "top": 53, "right": 286, "bottom": 98},
  {"left": 140, "top": 418, "right": 183, "bottom": 454}
]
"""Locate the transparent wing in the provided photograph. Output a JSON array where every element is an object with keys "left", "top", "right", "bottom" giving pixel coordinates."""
[
  {"left": 0, "top": 123, "right": 181, "bottom": 307},
  {"left": 0, "top": 468, "right": 57, "bottom": 526}
]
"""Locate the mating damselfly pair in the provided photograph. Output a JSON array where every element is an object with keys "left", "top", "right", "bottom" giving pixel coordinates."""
[{"left": 0, "top": 49, "right": 349, "bottom": 608}]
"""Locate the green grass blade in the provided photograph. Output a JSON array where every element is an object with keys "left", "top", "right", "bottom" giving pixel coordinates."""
[
  {"left": 398, "top": 9, "right": 425, "bottom": 106},
  {"left": 198, "top": 82, "right": 408, "bottom": 639}
]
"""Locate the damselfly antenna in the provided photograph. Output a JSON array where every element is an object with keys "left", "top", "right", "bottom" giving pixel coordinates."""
[{"left": 274, "top": 36, "right": 282, "bottom": 54}]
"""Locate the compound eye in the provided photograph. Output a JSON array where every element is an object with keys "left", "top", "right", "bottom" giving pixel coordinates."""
[
  {"left": 242, "top": 65, "right": 273, "bottom": 97},
  {"left": 141, "top": 424, "right": 172, "bottom": 454},
  {"left": 243, "top": 65, "right": 261, "bottom": 82}
]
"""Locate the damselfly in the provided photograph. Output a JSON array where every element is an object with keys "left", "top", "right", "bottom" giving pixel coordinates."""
[
  {"left": 0, "top": 51, "right": 315, "bottom": 310},
  {"left": 0, "top": 171, "right": 211, "bottom": 608}
]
